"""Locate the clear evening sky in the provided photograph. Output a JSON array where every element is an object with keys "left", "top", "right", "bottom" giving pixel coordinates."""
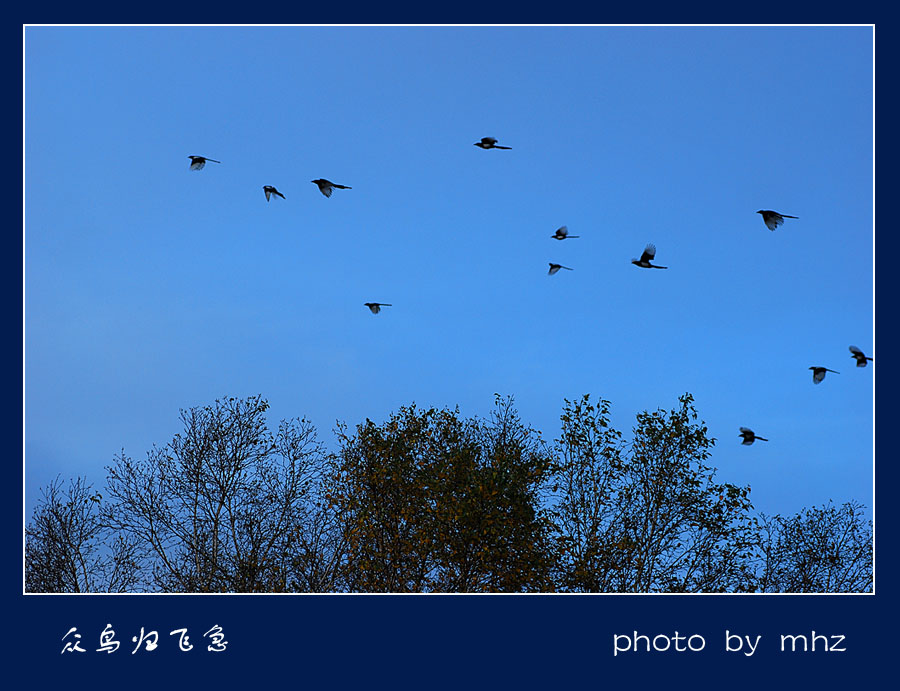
[{"left": 24, "top": 26, "right": 874, "bottom": 521}]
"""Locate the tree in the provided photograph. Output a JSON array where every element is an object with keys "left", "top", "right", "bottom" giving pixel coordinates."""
[
  {"left": 551, "top": 394, "right": 757, "bottom": 592},
  {"left": 549, "top": 395, "right": 628, "bottom": 591},
  {"left": 327, "top": 397, "right": 555, "bottom": 592},
  {"left": 753, "top": 501, "right": 873, "bottom": 593},
  {"left": 102, "top": 395, "right": 330, "bottom": 593},
  {"left": 25, "top": 476, "right": 140, "bottom": 593}
]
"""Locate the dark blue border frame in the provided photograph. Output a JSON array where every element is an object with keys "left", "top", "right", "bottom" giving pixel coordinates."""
[{"left": 12, "top": 17, "right": 891, "bottom": 685}]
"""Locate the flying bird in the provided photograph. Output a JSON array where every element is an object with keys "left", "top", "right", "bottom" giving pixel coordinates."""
[
  {"left": 756, "top": 210, "right": 798, "bottom": 231},
  {"left": 188, "top": 155, "right": 220, "bottom": 170},
  {"left": 739, "top": 427, "right": 769, "bottom": 445},
  {"left": 474, "top": 137, "right": 511, "bottom": 150},
  {"left": 809, "top": 366, "right": 839, "bottom": 384},
  {"left": 364, "top": 303, "right": 392, "bottom": 314},
  {"left": 849, "top": 346, "right": 873, "bottom": 367},
  {"left": 548, "top": 263, "right": 573, "bottom": 275},
  {"left": 631, "top": 244, "right": 667, "bottom": 269},
  {"left": 263, "top": 185, "right": 285, "bottom": 201},
  {"left": 551, "top": 226, "right": 579, "bottom": 240},
  {"left": 311, "top": 179, "right": 351, "bottom": 197}
]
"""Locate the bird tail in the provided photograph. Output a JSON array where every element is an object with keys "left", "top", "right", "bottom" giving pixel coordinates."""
[
  {"left": 782, "top": 215, "right": 798, "bottom": 218},
  {"left": 335, "top": 185, "right": 352, "bottom": 189},
  {"left": 654, "top": 265, "right": 668, "bottom": 269},
  {"left": 208, "top": 159, "right": 221, "bottom": 163},
  {"left": 495, "top": 145, "right": 512, "bottom": 149},
  {"left": 757, "top": 437, "right": 769, "bottom": 442}
]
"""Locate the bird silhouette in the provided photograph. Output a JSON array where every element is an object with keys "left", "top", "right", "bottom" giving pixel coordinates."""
[
  {"left": 263, "top": 185, "right": 285, "bottom": 201},
  {"left": 809, "top": 366, "right": 839, "bottom": 384},
  {"left": 631, "top": 244, "right": 667, "bottom": 269},
  {"left": 739, "top": 427, "right": 769, "bottom": 445},
  {"left": 551, "top": 226, "right": 579, "bottom": 240},
  {"left": 311, "top": 179, "right": 351, "bottom": 197},
  {"left": 756, "top": 210, "right": 798, "bottom": 231},
  {"left": 474, "top": 137, "right": 511, "bottom": 150},
  {"left": 548, "top": 263, "right": 573, "bottom": 275},
  {"left": 188, "top": 155, "right": 220, "bottom": 170},
  {"left": 849, "top": 346, "right": 873, "bottom": 367},
  {"left": 364, "top": 303, "right": 392, "bottom": 314}
]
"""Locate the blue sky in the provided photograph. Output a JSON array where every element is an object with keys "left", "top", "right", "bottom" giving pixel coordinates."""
[{"left": 24, "top": 26, "right": 873, "bottom": 521}]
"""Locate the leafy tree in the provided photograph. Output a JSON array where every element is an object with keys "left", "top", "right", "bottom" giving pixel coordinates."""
[
  {"left": 549, "top": 395, "right": 628, "bottom": 591},
  {"left": 551, "top": 394, "right": 757, "bottom": 592},
  {"left": 327, "top": 397, "right": 554, "bottom": 592},
  {"left": 753, "top": 501, "right": 873, "bottom": 593}
]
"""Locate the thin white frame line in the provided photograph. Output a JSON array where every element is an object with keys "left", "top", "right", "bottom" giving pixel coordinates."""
[
  {"left": 21, "top": 24, "right": 876, "bottom": 597},
  {"left": 22, "top": 24, "right": 876, "bottom": 28}
]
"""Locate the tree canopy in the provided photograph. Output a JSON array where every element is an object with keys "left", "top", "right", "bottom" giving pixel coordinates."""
[{"left": 26, "top": 394, "right": 872, "bottom": 594}]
